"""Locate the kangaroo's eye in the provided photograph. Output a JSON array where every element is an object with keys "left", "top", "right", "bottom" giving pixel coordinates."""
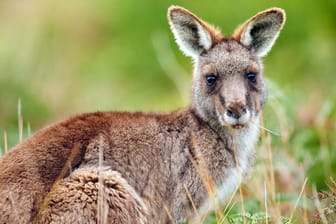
[
  {"left": 205, "top": 74, "right": 218, "bottom": 87},
  {"left": 246, "top": 72, "right": 257, "bottom": 84}
]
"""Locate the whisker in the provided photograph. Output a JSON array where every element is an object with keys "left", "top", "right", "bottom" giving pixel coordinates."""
[
  {"left": 259, "top": 126, "right": 280, "bottom": 136},
  {"left": 251, "top": 121, "right": 280, "bottom": 136}
]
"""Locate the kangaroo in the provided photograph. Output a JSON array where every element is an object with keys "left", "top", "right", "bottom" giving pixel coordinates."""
[{"left": 0, "top": 6, "right": 285, "bottom": 224}]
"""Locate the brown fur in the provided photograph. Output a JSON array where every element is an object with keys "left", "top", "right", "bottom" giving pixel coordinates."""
[
  {"left": 38, "top": 167, "right": 148, "bottom": 224},
  {"left": 0, "top": 6, "right": 285, "bottom": 224}
]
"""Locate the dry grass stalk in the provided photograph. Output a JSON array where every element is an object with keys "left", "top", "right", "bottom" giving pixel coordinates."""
[
  {"left": 312, "top": 185, "right": 328, "bottom": 224},
  {"left": 32, "top": 143, "right": 81, "bottom": 223},
  {"left": 3, "top": 131, "right": 8, "bottom": 154},
  {"left": 97, "top": 136, "right": 108, "bottom": 224},
  {"left": 163, "top": 203, "right": 176, "bottom": 224},
  {"left": 190, "top": 134, "right": 225, "bottom": 222},
  {"left": 288, "top": 177, "right": 308, "bottom": 222},
  {"left": 17, "top": 98, "right": 23, "bottom": 143}
]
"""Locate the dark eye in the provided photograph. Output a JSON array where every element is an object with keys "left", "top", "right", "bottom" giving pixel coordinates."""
[
  {"left": 246, "top": 72, "right": 257, "bottom": 84},
  {"left": 205, "top": 74, "right": 218, "bottom": 87}
]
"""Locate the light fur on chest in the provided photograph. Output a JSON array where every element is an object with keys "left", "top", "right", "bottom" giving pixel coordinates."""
[{"left": 194, "top": 118, "right": 259, "bottom": 223}]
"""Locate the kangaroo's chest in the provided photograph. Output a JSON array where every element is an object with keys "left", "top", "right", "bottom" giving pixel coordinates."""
[{"left": 194, "top": 121, "right": 259, "bottom": 223}]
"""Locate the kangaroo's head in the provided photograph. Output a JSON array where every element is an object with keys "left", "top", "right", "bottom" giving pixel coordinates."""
[{"left": 168, "top": 6, "right": 285, "bottom": 130}]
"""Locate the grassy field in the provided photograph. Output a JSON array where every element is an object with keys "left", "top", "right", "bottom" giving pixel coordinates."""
[{"left": 0, "top": 0, "right": 335, "bottom": 223}]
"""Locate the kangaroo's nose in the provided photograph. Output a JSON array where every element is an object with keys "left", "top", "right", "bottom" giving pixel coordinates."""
[{"left": 226, "top": 104, "right": 247, "bottom": 119}]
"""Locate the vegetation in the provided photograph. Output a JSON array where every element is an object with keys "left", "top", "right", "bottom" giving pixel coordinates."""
[{"left": 0, "top": 0, "right": 335, "bottom": 223}]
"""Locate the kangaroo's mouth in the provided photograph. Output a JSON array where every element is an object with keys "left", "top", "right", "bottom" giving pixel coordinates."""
[
  {"left": 214, "top": 98, "right": 251, "bottom": 130},
  {"left": 232, "top": 124, "right": 245, "bottom": 129},
  {"left": 216, "top": 109, "right": 250, "bottom": 129},
  {"left": 215, "top": 106, "right": 251, "bottom": 130}
]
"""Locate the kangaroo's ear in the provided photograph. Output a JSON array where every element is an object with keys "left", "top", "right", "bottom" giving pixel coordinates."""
[
  {"left": 168, "top": 6, "right": 223, "bottom": 59},
  {"left": 233, "top": 8, "right": 286, "bottom": 57}
]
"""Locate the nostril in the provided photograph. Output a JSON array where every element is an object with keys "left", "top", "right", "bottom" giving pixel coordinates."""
[
  {"left": 226, "top": 106, "right": 247, "bottom": 119},
  {"left": 226, "top": 108, "right": 234, "bottom": 118}
]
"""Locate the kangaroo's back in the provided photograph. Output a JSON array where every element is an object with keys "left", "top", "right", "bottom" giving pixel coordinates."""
[{"left": 0, "top": 6, "right": 285, "bottom": 224}]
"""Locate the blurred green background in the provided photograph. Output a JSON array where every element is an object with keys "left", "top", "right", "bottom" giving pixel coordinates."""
[{"left": 0, "top": 0, "right": 335, "bottom": 193}]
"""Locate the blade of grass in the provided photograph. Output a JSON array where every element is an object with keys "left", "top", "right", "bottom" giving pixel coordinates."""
[
  {"left": 190, "top": 135, "right": 225, "bottom": 221},
  {"left": 17, "top": 98, "right": 23, "bottom": 143},
  {"left": 97, "top": 135, "right": 108, "bottom": 224},
  {"left": 184, "top": 186, "right": 199, "bottom": 219},
  {"left": 219, "top": 200, "right": 236, "bottom": 224},
  {"left": 4, "top": 131, "right": 8, "bottom": 154},
  {"left": 264, "top": 181, "right": 268, "bottom": 224},
  {"left": 32, "top": 143, "right": 81, "bottom": 223},
  {"left": 27, "top": 122, "right": 31, "bottom": 137},
  {"left": 312, "top": 184, "right": 328, "bottom": 224},
  {"left": 163, "top": 203, "right": 176, "bottom": 224},
  {"left": 288, "top": 178, "right": 308, "bottom": 222}
]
